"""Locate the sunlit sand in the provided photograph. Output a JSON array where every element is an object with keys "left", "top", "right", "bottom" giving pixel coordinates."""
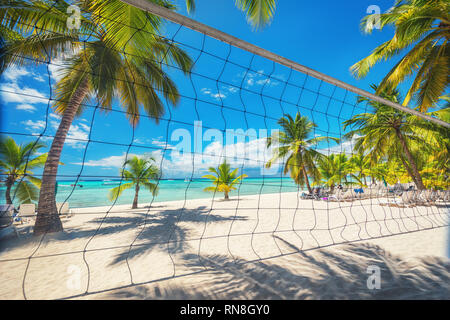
[{"left": 0, "top": 192, "right": 448, "bottom": 299}]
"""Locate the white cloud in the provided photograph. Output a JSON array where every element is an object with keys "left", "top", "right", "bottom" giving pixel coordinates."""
[
  {"left": 201, "top": 88, "right": 227, "bottom": 100},
  {"left": 151, "top": 137, "right": 176, "bottom": 149},
  {"left": 1, "top": 82, "right": 48, "bottom": 105},
  {"left": 22, "top": 119, "right": 46, "bottom": 131},
  {"left": 238, "top": 70, "right": 283, "bottom": 88},
  {"left": 21, "top": 118, "right": 91, "bottom": 149},
  {"left": 33, "top": 74, "right": 46, "bottom": 82},
  {"left": 317, "top": 135, "right": 361, "bottom": 155},
  {"left": 256, "top": 79, "right": 271, "bottom": 86},
  {"left": 48, "top": 59, "right": 65, "bottom": 83},
  {"left": 3, "top": 67, "right": 30, "bottom": 82},
  {"left": 73, "top": 152, "right": 141, "bottom": 168},
  {"left": 48, "top": 51, "right": 76, "bottom": 83},
  {"left": 225, "top": 86, "right": 238, "bottom": 93},
  {"left": 49, "top": 113, "right": 62, "bottom": 120},
  {"left": 61, "top": 122, "right": 91, "bottom": 149},
  {"left": 77, "top": 135, "right": 283, "bottom": 178},
  {"left": 16, "top": 104, "right": 37, "bottom": 112}
]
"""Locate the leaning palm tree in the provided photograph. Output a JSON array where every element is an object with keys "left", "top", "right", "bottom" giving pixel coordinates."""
[
  {"left": 109, "top": 156, "right": 159, "bottom": 209},
  {"left": 1, "top": 0, "right": 192, "bottom": 234},
  {"left": 202, "top": 160, "right": 247, "bottom": 200},
  {"left": 316, "top": 153, "right": 349, "bottom": 192},
  {"left": 266, "top": 113, "right": 339, "bottom": 194},
  {"left": 0, "top": 137, "right": 47, "bottom": 205},
  {"left": 350, "top": 0, "right": 449, "bottom": 111},
  {"left": 343, "top": 85, "right": 436, "bottom": 190}
]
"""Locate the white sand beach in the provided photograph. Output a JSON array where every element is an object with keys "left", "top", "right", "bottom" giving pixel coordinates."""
[{"left": 0, "top": 192, "right": 449, "bottom": 300}]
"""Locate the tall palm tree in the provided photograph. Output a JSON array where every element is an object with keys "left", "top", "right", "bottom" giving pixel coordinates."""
[
  {"left": 351, "top": 0, "right": 449, "bottom": 111},
  {"left": 1, "top": 0, "right": 193, "bottom": 234},
  {"left": 0, "top": 137, "right": 47, "bottom": 205},
  {"left": 316, "top": 153, "right": 349, "bottom": 192},
  {"left": 202, "top": 160, "right": 247, "bottom": 200},
  {"left": 266, "top": 113, "right": 339, "bottom": 194},
  {"left": 343, "top": 85, "right": 436, "bottom": 190},
  {"left": 109, "top": 156, "right": 159, "bottom": 209}
]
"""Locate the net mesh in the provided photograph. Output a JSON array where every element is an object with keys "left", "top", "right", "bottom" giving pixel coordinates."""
[{"left": 0, "top": 1, "right": 448, "bottom": 300}]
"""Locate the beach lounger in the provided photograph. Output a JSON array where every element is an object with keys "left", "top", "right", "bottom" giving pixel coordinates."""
[
  {"left": 441, "top": 190, "right": 450, "bottom": 202},
  {"left": 0, "top": 205, "right": 19, "bottom": 240},
  {"left": 19, "top": 203, "right": 36, "bottom": 217},
  {"left": 324, "top": 190, "right": 342, "bottom": 202},
  {"left": 300, "top": 192, "right": 315, "bottom": 200},
  {"left": 388, "top": 191, "right": 416, "bottom": 208},
  {"left": 56, "top": 202, "right": 71, "bottom": 215},
  {"left": 0, "top": 205, "right": 15, "bottom": 227},
  {"left": 420, "top": 190, "right": 436, "bottom": 205},
  {"left": 437, "top": 190, "right": 449, "bottom": 202}
]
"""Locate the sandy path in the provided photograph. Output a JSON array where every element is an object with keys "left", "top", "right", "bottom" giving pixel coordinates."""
[{"left": 0, "top": 192, "right": 448, "bottom": 300}]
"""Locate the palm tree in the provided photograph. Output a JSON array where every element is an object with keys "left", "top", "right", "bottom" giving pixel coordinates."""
[
  {"left": 185, "top": 0, "right": 276, "bottom": 29},
  {"left": 266, "top": 113, "right": 339, "bottom": 194},
  {"left": 343, "top": 85, "right": 437, "bottom": 190},
  {"left": 202, "top": 160, "right": 247, "bottom": 200},
  {"left": 348, "top": 152, "right": 371, "bottom": 187},
  {"left": 412, "top": 106, "right": 450, "bottom": 189},
  {"left": 109, "top": 156, "right": 159, "bottom": 209},
  {"left": 1, "top": 1, "right": 193, "bottom": 234},
  {"left": 316, "top": 153, "right": 349, "bottom": 192},
  {"left": 0, "top": 137, "right": 47, "bottom": 205},
  {"left": 350, "top": 0, "right": 449, "bottom": 111}
]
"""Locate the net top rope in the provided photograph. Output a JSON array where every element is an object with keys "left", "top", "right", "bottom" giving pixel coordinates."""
[{"left": 120, "top": 0, "right": 450, "bottom": 129}]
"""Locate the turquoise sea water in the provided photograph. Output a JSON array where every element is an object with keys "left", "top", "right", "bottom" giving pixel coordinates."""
[{"left": 0, "top": 178, "right": 302, "bottom": 208}]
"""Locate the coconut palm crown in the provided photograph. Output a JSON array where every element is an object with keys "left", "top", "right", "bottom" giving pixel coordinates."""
[
  {"left": 351, "top": 0, "right": 450, "bottom": 111},
  {"left": 266, "top": 112, "right": 339, "bottom": 194},
  {"left": 202, "top": 160, "right": 247, "bottom": 200},
  {"left": 316, "top": 153, "right": 350, "bottom": 191}
]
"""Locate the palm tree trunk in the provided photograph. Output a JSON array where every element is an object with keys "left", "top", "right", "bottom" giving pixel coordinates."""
[
  {"left": 5, "top": 180, "right": 13, "bottom": 205},
  {"left": 395, "top": 129, "right": 426, "bottom": 190},
  {"left": 224, "top": 190, "right": 229, "bottom": 200},
  {"left": 132, "top": 183, "right": 140, "bottom": 209},
  {"left": 34, "top": 78, "right": 89, "bottom": 235},
  {"left": 399, "top": 156, "right": 419, "bottom": 187},
  {"left": 303, "top": 167, "right": 313, "bottom": 194}
]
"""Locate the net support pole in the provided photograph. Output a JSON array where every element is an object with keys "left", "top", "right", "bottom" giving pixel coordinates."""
[{"left": 120, "top": 0, "right": 450, "bottom": 129}]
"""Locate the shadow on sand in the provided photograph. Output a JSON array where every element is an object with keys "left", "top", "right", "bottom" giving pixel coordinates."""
[
  {"left": 0, "top": 206, "right": 248, "bottom": 266},
  {"left": 109, "top": 242, "right": 450, "bottom": 300}
]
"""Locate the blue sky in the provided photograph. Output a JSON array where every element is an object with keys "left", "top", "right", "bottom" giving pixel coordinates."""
[{"left": 0, "top": 0, "right": 410, "bottom": 180}]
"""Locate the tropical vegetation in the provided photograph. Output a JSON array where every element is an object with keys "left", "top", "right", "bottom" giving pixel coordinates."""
[
  {"left": 351, "top": 0, "right": 449, "bottom": 111},
  {"left": 185, "top": 0, "right": 276, "bottom": 29},
  {"left": 265, "top": 113, "right": 339, "bottom": 194},
  {"left": 0, "top": 0, "right": 448, "bottom": 238},
  {"left": 108, "top": 156, "right": 160, "bottom": 209},
  {"left": 0, "top": 0, "right": 193, "bottom": 234},
  {"left": 343, "top": 85, "right": 442, "bottom": 190},
  {"left": 202, "top": 160, "right": 248, "bottom": 200},
  {"left": 316, "top": 153, "right": 349, "bottom": 191},
  {"left": 0, "top": 137, "right": 47, "bottom": 205}
]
